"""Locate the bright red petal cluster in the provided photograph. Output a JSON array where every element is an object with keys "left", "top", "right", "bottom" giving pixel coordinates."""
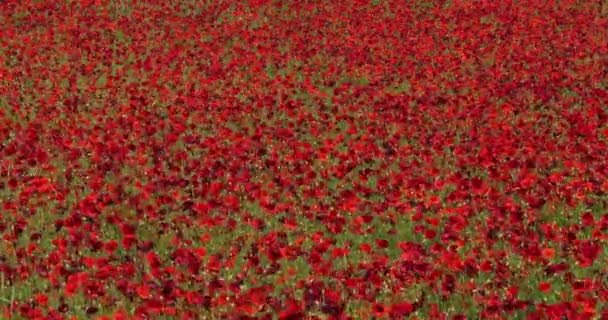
[{"left": 1, "top": 0, "right": 608, "bottom": 318}]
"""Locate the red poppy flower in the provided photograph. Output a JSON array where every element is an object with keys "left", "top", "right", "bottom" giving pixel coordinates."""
[{"left": 539, "top": 282, "right": 551, "bottom": 293}]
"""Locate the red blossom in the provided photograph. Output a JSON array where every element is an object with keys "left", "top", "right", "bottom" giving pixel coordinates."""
[{"left": 1, "top": 0, "right": 607, "bottom": 318}]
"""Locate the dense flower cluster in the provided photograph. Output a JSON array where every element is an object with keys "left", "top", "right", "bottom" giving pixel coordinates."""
[{"left": 1, "top": 0, "right": 608, "bottom": 319}]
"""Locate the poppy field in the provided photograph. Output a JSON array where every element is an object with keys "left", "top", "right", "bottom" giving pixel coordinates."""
[{"left": 1, "top": 0, "right": 608, "bottom": 319}]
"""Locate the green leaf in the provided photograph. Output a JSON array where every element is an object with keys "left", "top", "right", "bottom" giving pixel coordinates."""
[{"left": 96, "top": 74, "right": 107, "bottom": 87}]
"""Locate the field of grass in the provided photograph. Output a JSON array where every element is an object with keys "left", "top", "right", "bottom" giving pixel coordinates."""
[{"left": 1, "top": 0, "right": 608, "bottom": 319}]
